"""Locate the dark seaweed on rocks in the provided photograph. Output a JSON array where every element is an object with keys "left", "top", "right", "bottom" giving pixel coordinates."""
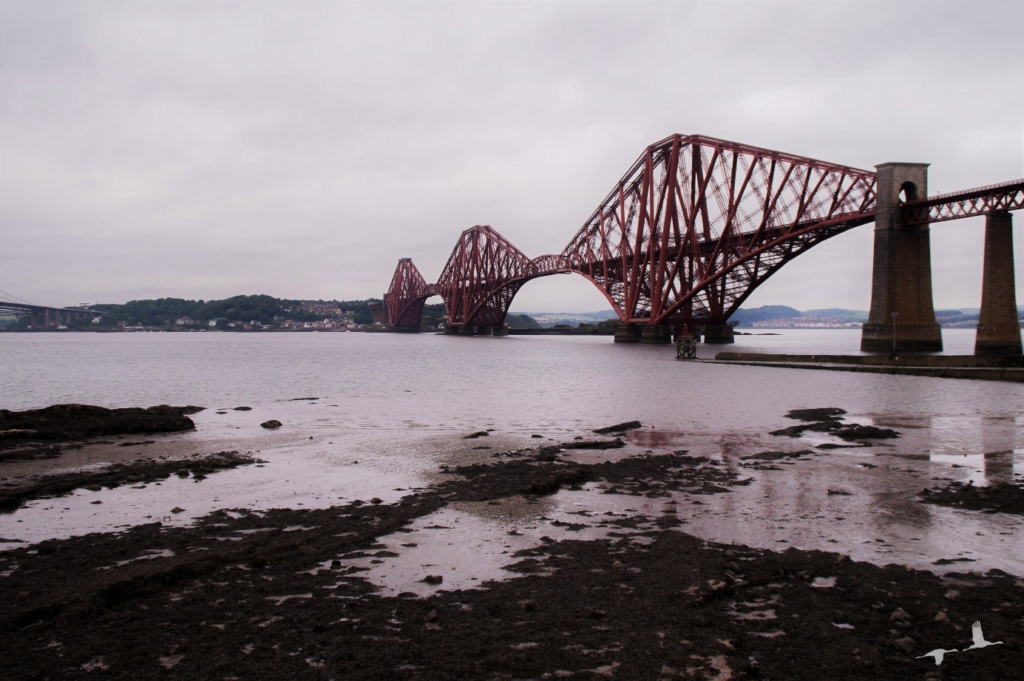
[
  {"left": 832, "top": 424, "right": 900, "bottom": 441},
  {"left": 741, "top": 449, "right": 814, "bottom": 461},
  {"left": 785, "top": 407, "right": 847, "bottom": 421},
  {"left": 0, "top": 404, "right": 200, "bottom": 450},
  {"left": 771, "top": 408, "right": 899, "bottom": 441},
  {"left": 560, "top": 438, "right": 625, "bottom": 450},
  {"left": 447, "top": 449, "right": 740, "bottom": 501},
  {"left": 920, "top": 481, "right": 1024, "bottom": 516},
  {"left": 592, "top": 420, "right": 642, "bottom": 434},
  {"left": 0, "top": 451, "right": 262, "bottom": 512}
]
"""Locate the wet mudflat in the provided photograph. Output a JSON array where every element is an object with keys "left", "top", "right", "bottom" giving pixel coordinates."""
[
  {"left": 1, "top": 427, "right": 1023, "bottom": 680},
  {"left": 0, "top": 450, "right": 262, "bottom": 512},
  {"left": 2, "top": 332, "right": 1023, "bottom": 678}
]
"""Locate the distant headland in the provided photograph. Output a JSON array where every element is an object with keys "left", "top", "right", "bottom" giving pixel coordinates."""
[{"left": 1, "top": 295, "right": 1017, "bottom": 333}]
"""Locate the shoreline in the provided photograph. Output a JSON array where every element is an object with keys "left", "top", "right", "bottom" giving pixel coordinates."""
[
  {"left": 710, "top": 352, "right": 1024, "bottom": 383},
  {"left": 1, "top": 408, "right": 1022, "bottom": 678}
]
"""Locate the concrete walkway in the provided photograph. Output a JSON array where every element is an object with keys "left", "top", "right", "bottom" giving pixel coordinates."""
[{"left": 708, "top": 352, "right": 1024, "bottom": 383}]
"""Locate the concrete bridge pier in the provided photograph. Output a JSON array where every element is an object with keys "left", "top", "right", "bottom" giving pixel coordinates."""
[
  {"left": 31, "top": 310, "right": 53, "bottom": 329},
  {"left": 640, "top": 324, "right": 672, "bottom": 344},
  {"left": 703, "top": 323, "right": 735, "bottom": 344},
  {"left": 861, "top": 163, "right": 943, "bottom": 353},
  {"left": 457, "top": 325, "right": 477, "bottom": 336},
  {"left": 614, "top": 324, "right": 642, "bottom": 343},
  {"left": 491, "top": 325, "right": 509, "bottom": 337},
  {"left": 975, "top": 211, "right": 1022, "bottom": 355}
]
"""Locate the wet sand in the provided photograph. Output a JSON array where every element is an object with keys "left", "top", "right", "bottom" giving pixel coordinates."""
[{"left": 1, "top": 411, "right": 1022, "bottom": 679}]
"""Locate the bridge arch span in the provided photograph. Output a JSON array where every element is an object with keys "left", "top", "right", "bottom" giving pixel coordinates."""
[
  {"left": 384, "top": 133, "right": 1023, "bottom": 344},
  {"left": 384, "top": 258, "right": 439, "bottom": 329}
]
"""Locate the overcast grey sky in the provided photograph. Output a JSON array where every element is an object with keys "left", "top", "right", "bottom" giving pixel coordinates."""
[{"left": 2, "top": 0, "right": 1022, "bottom": 313}]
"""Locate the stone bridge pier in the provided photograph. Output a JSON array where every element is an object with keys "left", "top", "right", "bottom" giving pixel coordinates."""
[
  {"left": 975, "top": 211, "right": 1021, "bottom": 355},
  {"left": 861, "top": 163, "right": 943, "bottom": 352},
  {"left": 861, "top": 164, "right": 1021, "bottom": 356}
]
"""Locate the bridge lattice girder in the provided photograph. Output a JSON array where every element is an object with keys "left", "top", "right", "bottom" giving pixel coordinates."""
[
  {"left": 384, "top": 133, "right": 1023, "bottom": 330},
  {"left": 901, "top": 178, "right": 1024, "bottom": 226},
  {"left": 560, "top": 134, "right": 877, "bottom": 324},
  {"left": 384, "top": 259, "right": 438, "bottom": 328},
  {"left": 437, "top": 226, "right": 535, "bottom": 327}
]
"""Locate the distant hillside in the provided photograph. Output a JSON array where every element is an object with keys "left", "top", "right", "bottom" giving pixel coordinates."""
[
  {"left": 61, "top": 295, "right": 382, "bottom": 329},
  {"left": 730, "top": 305, "right": 1022, "bottom": 328},
  {"left": 730, "top": 306, "right": 801, "bottom": 325},
  {"left": 506, "top": 313, "right": 541, "bottom": 329},
  {"left": 804, "top": 308, "right": 868, "bottom": 320}
]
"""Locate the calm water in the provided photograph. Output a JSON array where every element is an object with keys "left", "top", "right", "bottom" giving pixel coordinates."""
[{"left": 1, "top": 329, "right": 1022, "bottom": 585}]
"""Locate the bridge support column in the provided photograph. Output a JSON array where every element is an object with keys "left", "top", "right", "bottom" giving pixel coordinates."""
[
  {"left": 640, "top": 324, "right": 672, "bottom": 344},
  {"left": 613, "top": 324, "right": 642, "bottom": 343},
  {"left": 394, "top": 326, "right": 421, "bottom": 333},
  {"left": 975, "top": 212, "right": 1021, "bottom": 356},
  {"left": 703, "top": 323, "right": 735, "bottom": 344},
  {"left": 861, "top": 163, "right": 942, "bottom": 353},
  {"left": 491, "top": 325, "right": 509, "bottom": 337},
  {"left": 457, "top": 325, "right": 476, "bottom": 336},
  {"left": 443, "top": 326, "right": 459, "bottom": 335}
]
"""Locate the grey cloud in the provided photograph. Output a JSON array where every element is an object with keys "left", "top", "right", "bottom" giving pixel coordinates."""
[{"left": 1, "top": 0, "right": 1021, "bottom": 312}]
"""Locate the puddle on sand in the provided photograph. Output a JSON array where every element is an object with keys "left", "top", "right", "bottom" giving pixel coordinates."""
[
  {"left": 327, "top": 428, "right": 1024, "bottom": 596},
  {"left": 335, "top": 495, "right": 655, "bottom": 596},
  {"left": 0, "top": 440, "right": 431, "bottom": 547}
]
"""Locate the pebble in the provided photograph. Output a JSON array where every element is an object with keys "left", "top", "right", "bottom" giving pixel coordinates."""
[
  {"left": 587, "top": 608, "right": 607, "bottom": 619},
  {"left": 890, "top": 607, "right": 911, "bottom": 623},
  {"left": 893, "top": 637, "right": 916, "bottom": 655},
  {"left": 426, "top": 609, "right": 438, "bottom": 622},
  {"left": 612, "top": 561, "right": 626, "bottom": 569},
  {"left": 423, "top": 575, "right": 443, "bottom": 585},
  {"left": 933, "top": 611, "right": 948, "bottom": 622},
  {"left": 170, "top": 507, "right": 185, "bottom": 514}
]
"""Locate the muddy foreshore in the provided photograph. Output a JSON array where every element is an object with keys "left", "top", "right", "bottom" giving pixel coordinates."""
[{"left": 1, "top": 415, "right": 1021, "bottom": 680}]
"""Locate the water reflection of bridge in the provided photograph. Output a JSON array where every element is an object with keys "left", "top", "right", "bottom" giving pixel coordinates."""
[{"left": 385, "top": 134, "right": 1023, "bottom": 356}]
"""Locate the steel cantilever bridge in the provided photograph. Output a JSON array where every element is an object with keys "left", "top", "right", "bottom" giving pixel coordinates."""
[{"left": 385, "top": 134, "right": 1024, "bottom": 343}]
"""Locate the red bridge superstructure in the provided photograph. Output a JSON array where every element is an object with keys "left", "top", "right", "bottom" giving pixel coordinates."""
[{"left": 385, "top": 133, "right": 1023, "bottom": 353}]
